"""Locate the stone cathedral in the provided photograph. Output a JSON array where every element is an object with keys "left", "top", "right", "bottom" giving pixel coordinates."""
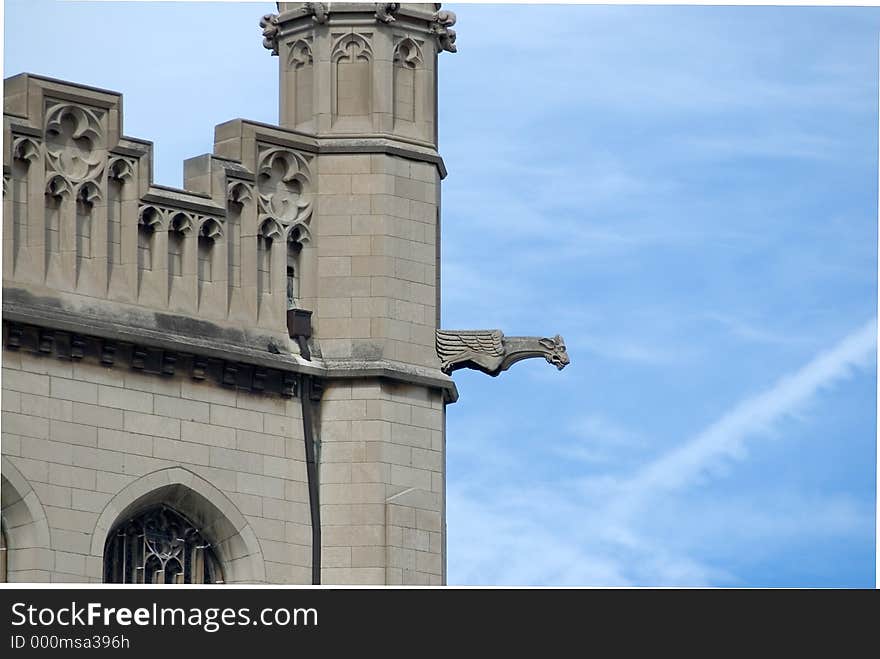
[{"left": 0, "top": 3, "right": 567, "bottom": 585}]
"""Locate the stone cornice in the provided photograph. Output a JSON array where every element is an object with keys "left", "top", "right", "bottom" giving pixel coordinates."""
[
  {"left": 215, "top": 118, "right": 447, "bottom": 178},
  {"left": 3, "top": 287, "right": 459, "bottom": 403}
]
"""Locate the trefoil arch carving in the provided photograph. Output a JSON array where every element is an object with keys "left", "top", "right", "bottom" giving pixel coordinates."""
[{"left": 331, "top": 32, "right": 373, "bottom": 63}]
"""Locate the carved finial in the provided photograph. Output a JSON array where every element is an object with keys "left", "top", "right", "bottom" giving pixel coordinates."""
[
  {"left": 431, "top": 9, "right": 457, "bottom": 53},
  {"left": 376, "top": 3, "right": 400, "bottom": 24},
  {"left": 436, "top": 330, "right": 570, "bottom": 376},
  {"left": 260, "top": 13, "right": 280, "bottom": 55}
]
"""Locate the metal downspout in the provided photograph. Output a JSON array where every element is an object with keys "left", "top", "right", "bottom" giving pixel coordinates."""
[{"left": 300, "top": 374, "right": 322, "bottom": 585}]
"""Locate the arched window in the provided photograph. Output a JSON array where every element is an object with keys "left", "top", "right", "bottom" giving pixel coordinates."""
[{"left": 103, "top": 505, "right": 223, "bottom": 584}]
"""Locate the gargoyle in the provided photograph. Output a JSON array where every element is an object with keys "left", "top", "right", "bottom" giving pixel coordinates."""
[
  {"left": 304, "top": 2, "right": 328, "bottom": 24},
  {"left": 436, "top": 330, "right": 570, "bottom": 377},
  {"left": 260, "top": 13, "right": 279, "bottom": 55},
  {"left": 431, "top": 9, "right": 457, "bottom": 53},
  {"left": 376, "top": 3, "right": 401, "bottom": 24}
]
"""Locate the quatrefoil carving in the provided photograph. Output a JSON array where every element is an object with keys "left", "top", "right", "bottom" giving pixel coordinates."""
[
  {"left": 45, "top": 104, "right": 104, "bottom": 183},
  {"left": 256, "top": 148, "right": 313, "bottom": 236}
]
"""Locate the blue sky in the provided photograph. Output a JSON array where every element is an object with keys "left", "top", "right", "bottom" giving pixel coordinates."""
[{"left": 4, "top": 2, "right": 877, "bottom": 587}]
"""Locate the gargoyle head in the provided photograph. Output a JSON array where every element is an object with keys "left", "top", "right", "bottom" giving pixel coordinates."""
[
  {"left": 260, "top": 14, "right": 279, "bottom": 53},
  {"left": 540, "top": 335, "right": 570, "bottom": 370}
]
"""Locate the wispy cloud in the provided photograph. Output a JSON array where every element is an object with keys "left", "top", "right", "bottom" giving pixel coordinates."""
[
  {"left": 555, "top": 414, "right": 647, "bottom": 465},
  {"left": 618, "top": 319, "right": 876, "bottom": 506},
  {"left": 449, "top": 320, "right": 876, "bottom": 585},
  {"left": 702, "top": 312, "right": 815, "bottom": 347}
]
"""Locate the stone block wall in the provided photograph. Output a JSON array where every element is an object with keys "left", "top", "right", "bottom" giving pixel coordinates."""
[
  {"left": 319, "top": 378, "right": 445, "bottom": 585},
  {"left": 313, "top": 153, "right": 440, "bottom": 368},
  {"left": 1, "top": 348, "right": 311, "bottom": 583}
]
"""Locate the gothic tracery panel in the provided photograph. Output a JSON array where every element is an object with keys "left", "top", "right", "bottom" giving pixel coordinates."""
[
  {"left": 332, "top": 32, "right": 373, "bottom": 118},
  {"left": 393, "top": 38, "right": 423, "bottom": 124},
  {"left": 226, "top": 181, "right": 252, "bottom": 292},
  {"left": 75, "top": 181, "right": 101, "bottom": 282},
  {"left": 287, "top": 39, "right": 314, "bottom": 126},
  {"left": 103, "top": 506, "right": 223, "bottom": 584},
  {"left": 258, "top": 218, "right": 281, "bottom": 297},
  {"left": 198, "top": 218, "right": 222, "bottom": 285},
  {"left": 11, "top": 137, "right": 40, "bottom": 270},
  {"left": 137, "top": 205, "right": 164, "bottom": 275},
  {"left": 107, "top": 157, "right": 135, "bottom": 271},
  {"left": 256, "top": 147, "right": 313, "bottom": 242},
  {"left": 44, "top": 103, "right": 105, "bottom": 185}
]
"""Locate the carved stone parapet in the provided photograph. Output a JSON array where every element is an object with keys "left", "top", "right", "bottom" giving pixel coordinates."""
[{"left": 436, "top": 330, "right": 570, "bottom": 376}]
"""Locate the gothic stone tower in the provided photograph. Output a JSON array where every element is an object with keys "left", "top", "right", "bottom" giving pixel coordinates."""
[{"left": 0, "top": 3, "right": 457, "bottom": 585}]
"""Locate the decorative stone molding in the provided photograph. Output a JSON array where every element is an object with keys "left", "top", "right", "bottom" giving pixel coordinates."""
[
  {"left": 256, "top": 147, "right": 313, "bottom": 242},
  {"left": 394, "top": 37, "right": 423, "bottom": 69},
  {"left": 89, "top": 467, "right": 268, "bottom": 584},
  {"left": 76, "top": 180, "right": 102, "bottom": 205},
  {"left": 137, "top": 205, "right": 222, "bottom": 236},
  {"left": 108, "top": 156, "right": 135, "bottom": 182},
  {"left": 331, "top": 31, "right": 373, "bottom": 63},
  {"left": 138, "top": 204, "right": 166, "bottom": 230},
  {"left": 200, "top": 217, "right": 222, "bottom": 241},
  {"left": 169, "top": 211, "right": 194, "bottom": 235},
  {"left": 375, "top": 3, "right": 400, "bottom": 24},
  {"left": 431, "top": 9, "right": 458, "bottom": 53},
  {"left": 3, "top": 320, "right": 308, "bottom": 399},
  {"left": 227, "top": 180, "right": 254, "bottom": 206},
  {"left": 12, "top": 136, "right": 41, "bottom": 163},
  {"left": 287, "top": 39, "right": 313, "bottom": 69},
  {"left": 259, "top": 218, "right": 283, "bottom": 241},
  {"left": 436, "top": 330, "right": 570, "bottom": 376},
  {"left": 45, "top": 173, "right": 73, "bottom": 199}
]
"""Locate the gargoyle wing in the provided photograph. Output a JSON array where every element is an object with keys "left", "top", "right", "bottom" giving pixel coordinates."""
[{"left": 436, "top": 330, "right": 504, "bottom": 362}]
